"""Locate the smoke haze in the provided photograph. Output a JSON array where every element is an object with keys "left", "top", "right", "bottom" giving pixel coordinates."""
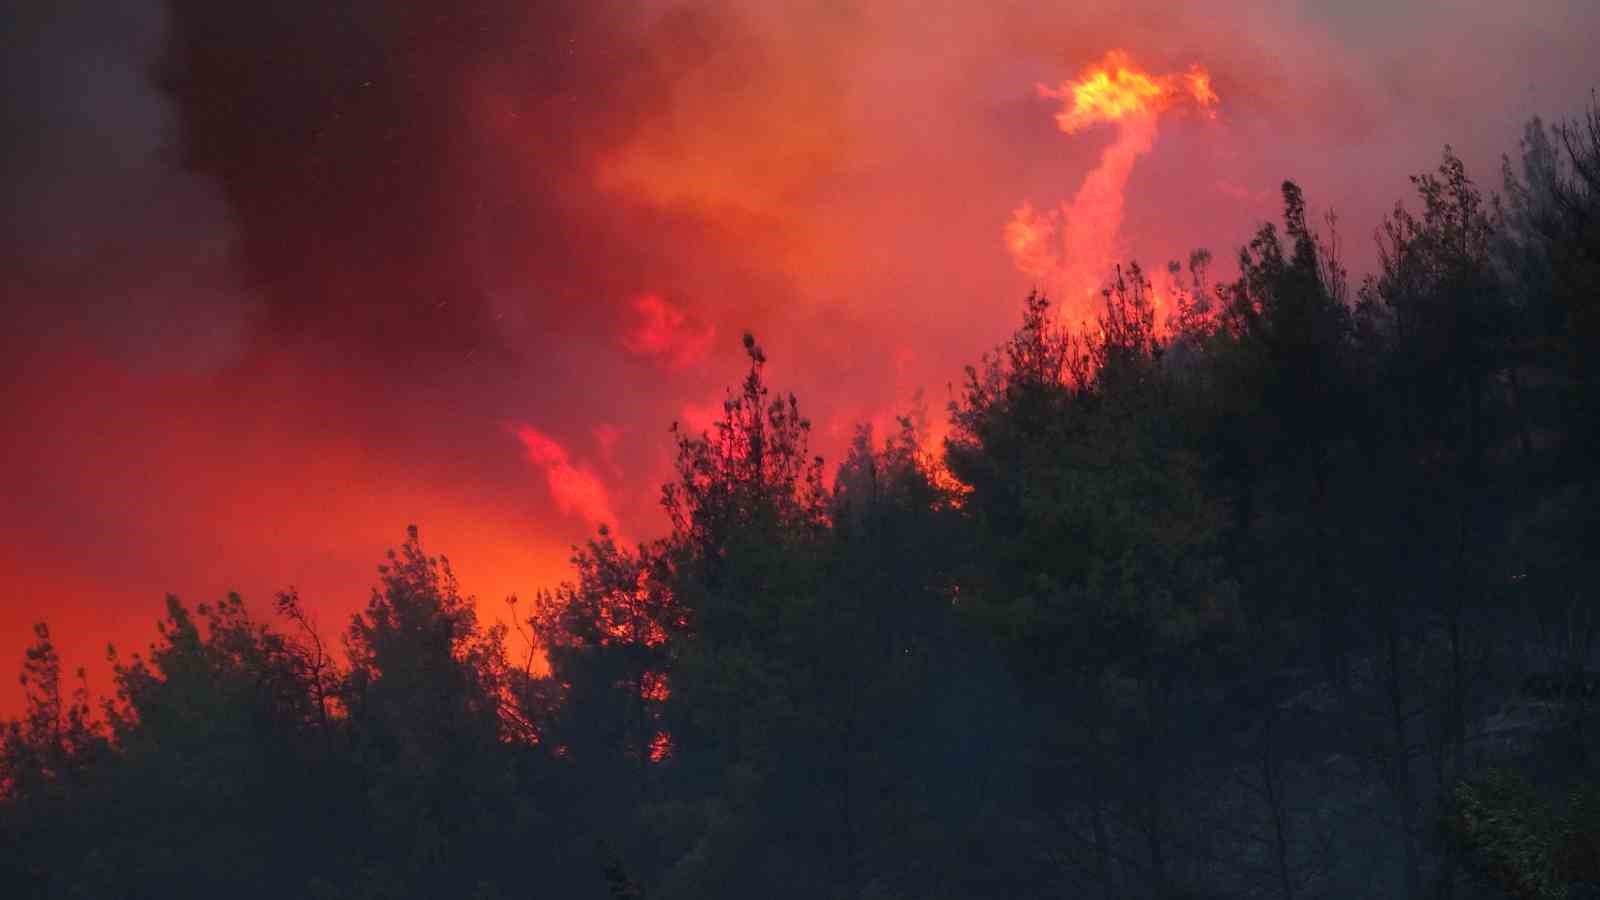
[{"left": 4, "top": 0, "right": 1597, "bottom": 708}]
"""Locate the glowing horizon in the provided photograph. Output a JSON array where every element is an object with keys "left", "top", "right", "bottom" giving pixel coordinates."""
[{"left": 5, "top": 0, "right": 1596, "bottom": 714}]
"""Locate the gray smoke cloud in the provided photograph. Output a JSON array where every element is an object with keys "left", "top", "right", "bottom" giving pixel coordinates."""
[{"left": 4, "top": 0, "right": 257, "bottom": 374}]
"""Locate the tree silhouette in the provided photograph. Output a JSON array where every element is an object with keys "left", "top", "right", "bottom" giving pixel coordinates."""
[{"left": 7, "top": 91, "right": 1600, "bottom": 900}]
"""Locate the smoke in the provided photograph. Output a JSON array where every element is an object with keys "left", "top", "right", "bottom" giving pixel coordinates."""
[
  {"left": 3, "top": 0, "right": 1598, "bottom": 712},
  {"left": 515, "top": 425, "right": 623, "bottom": 539},
  {"left": 623, "top": 295, "right": 718, "bottom": 371},
  {"left": 2, "top": 0, "right": 257, "bottom": 374}
]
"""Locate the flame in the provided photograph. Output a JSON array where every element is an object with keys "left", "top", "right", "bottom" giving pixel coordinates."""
[
  {"left": 1006, "top": 50, "right": 1219, "bottom": 322},
  {"left": 1044, "top": 50, "right": 1218, "bottom": 133},
  {"left": 640, "top": 670, "right": 671, "bottom": 702},
  {"left": 1184, "top": 69, "right": 1220, "bottom": 110}
]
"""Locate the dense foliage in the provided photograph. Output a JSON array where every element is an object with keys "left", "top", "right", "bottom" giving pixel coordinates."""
[{"left": 6, "top": 102, "right": 1600, "bottom": 899}]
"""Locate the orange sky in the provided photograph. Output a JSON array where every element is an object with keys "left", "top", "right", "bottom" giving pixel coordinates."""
[{"left": 4, "top": 0, "right": 1598, "bottom": 714}]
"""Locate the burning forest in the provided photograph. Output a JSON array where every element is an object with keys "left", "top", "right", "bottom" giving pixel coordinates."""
[{"left": 4, "top": 1, "right": 1600, "bottom": 897}]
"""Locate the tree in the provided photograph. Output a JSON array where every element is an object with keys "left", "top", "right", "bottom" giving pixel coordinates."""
[
  {"left": 337, "top": 526, "right": 528, "bottom": 897},
  {"left": 945, "top": 278, "right": 1239, "bottom": 898},
  {"left": 641, "top": 334, "right": 841, "bottom": 897},
  {"left": 0, "top": 624, "right": 110, "bottom": 894},
  {"left": 524, "top": 527, "right": 680, "bottom": 887}
]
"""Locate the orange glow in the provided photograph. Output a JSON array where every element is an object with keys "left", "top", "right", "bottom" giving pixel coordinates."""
[
  {"left": 587, "top": 24, "right": 853, "bottom": 282},
  {"left": 0, "top": 349, "right": 577, "bottom": 720},
  {"left": 595, "top": 571, "right": 669, "bottom": 649},
  {"left": 921, "top": 417, "right": 970, "bottom": 508},
  {"left": 678, "top": 399, "right": 722, "bottom": 437},
  {"left": 19, "top": 0, "right": 1581, "bottom": 728},
  {"left": 1007, "top": 50, "right": 1219, "bottom": 325}
]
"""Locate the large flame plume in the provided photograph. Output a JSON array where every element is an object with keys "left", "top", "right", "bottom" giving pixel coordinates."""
[{"left": 1006, "top": 50, "right": 1218, "bottom": 322}]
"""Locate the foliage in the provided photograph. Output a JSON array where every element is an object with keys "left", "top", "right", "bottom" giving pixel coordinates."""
[{"left": 7, "top": 93, "right": 1600, "bottom": 900}]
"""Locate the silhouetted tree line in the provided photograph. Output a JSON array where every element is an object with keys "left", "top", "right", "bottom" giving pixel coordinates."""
[{"left": 6, "top": 100, "right": 1600, "bottom": 898}]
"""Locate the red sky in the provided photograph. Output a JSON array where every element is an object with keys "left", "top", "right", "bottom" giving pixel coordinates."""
[{"left": 3, "top": 0, "right": 1597, "bottom": 713}]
